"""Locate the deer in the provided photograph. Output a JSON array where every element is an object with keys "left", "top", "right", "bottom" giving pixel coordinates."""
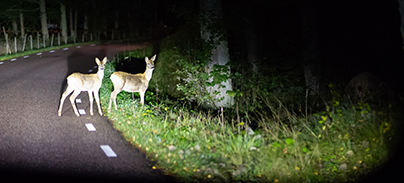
[
  {"left": 108, "top": 54, "right": 156, "bottom": 112},
  {"left": 58, "top": 57, "right": 107, "bottom": 116}
]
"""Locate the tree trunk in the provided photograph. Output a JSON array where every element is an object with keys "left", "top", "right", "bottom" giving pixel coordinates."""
[
  {"left": 245, "top": 18, "right": 260, "bottom": 73},
  {"left": 399, "top": 0, "right": 404, "bottom": 47},
  {"left": 69, "top": 7, "right": 74, "bottom": 38},
  {"left": 19, "top": 12, "right": 25, "bottom": 39},
  {"left": 12, "top": 19, "right": 18, "bottom": 37},
  {"left": 114, "top": 10, "right": 119, "bottom": 29},
  {"left": 60, "top": 3, "right": 68, "bottom": 44},
  {"left": 74, "top": 10, "right": 78, "bottom": 42},
  {"left": 301, "top": 0, "right": 322, "bottom": 97},
  {"left": 245, "top": 18, "right": 260, "bottom": 102},
  {"left": 84, "top": 14, "right": 89, "bottom": 35},
  {"left": 200, "top": 0, "right": 234, "bottom": 108},
  {"left": 40, "top": 0, "right": 49, "bottom": 45}
]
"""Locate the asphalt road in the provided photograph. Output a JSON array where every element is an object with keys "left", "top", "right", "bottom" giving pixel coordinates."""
[{"left": 0, "top": 42, "right": 176, "bottom": 183}]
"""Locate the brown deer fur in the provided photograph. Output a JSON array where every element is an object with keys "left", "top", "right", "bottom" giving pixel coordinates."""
[{"left": 108, "top": 55, "right": 156, "bottom": 112}]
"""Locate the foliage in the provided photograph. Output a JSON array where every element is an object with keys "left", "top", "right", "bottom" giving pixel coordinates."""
[{"left": 100, "top": 51, "right": 400, "bottom": 183}]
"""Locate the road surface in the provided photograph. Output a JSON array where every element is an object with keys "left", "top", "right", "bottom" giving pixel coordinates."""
[{"left": 0, "top": 42, "right": 176, "bottom": 183}]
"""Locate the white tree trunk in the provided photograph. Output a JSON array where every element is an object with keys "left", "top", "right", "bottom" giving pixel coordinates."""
[
  {"left": 60, "top": 3, "right": 68, "bottom": 44},
  {"left": 40, "top": 0, "right": 49, "bottom": 45},
  {"left": 200, "top": 0, "right": 234, "bottom": 108}
]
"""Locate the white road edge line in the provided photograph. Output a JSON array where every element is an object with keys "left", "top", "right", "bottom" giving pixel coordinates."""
[
  {"left": 85, "top": 123, "right": 96, "bottom": 131},
  {"left": 100, "top": 145, "right": 117, "bottom": 157},
  {"left": 78, "top": 109, "right": 86, "bottom": 115}
]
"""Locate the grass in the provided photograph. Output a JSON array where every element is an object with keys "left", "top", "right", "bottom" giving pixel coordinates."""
[{"left": 98, "top": 48, "right": 401, "bottom": 183}]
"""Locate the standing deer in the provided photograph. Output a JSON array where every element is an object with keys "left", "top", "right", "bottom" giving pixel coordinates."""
[
  {"left": 108, "top": 54, "right": 156, "bottom": 112},
  {"left": 58, "top": 57, "right": 107, "bottom": 116}
]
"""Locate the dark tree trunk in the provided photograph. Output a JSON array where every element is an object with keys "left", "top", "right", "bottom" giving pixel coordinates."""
[
  {"left": 19, "top": 12, "right": 25, "bottom": 39},
  {"left": 301, "top": 0, "right": 323, "bottom": 97},
  {"left": 398, "top": 0, "right": 404, "bottom": 47},
  {"left": 40, "top": 0, "right": 49, "bottom": 45},
  {"left": 245, "top": 18, "right": 260, "bottom": 102},
  {"left": 60, "top": 3, "right": 68, "bottom": 43}
]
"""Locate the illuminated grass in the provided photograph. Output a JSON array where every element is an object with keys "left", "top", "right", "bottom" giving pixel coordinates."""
[{"left": 99, "top": 50, "right": 399, "bottom": 182}]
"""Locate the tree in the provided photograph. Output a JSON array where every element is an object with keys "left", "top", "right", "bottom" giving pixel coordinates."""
[
  {"left": 399, "top": 0, "right": 404, "bottom": 45},
  {"left": 301, "top": 0, "right": 324, "bottom": 100},
  {"left": 60, "top": 2, "right": 67, "bottom": 43},
  {"left": 40, "top": 0, "right": 49, "bottom": 45},
  {"left": 19, "top": 12, "right": 25, "bottom": 39},
  {"left": 199, "top": 0, "right": 234, "bottom": 108}
]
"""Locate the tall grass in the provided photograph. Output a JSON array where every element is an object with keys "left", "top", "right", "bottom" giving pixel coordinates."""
[{"left": 99, "top": 48, "right": 399, "bottom": 182}]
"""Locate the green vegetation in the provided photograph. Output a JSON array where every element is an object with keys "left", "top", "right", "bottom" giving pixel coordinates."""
[{"left": 99, "top": 46, "right": 401, "bottom": 182}]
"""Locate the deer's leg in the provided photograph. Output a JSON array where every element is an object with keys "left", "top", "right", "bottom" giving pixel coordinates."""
[
  {"left": 139, "top": 91, "right": 145, "bottom": 105},
  {"left": 88, "top": 91, "right": 94, "bottom": 115},
  {"left": 69, "top": 90, "right": 82, "bottom": 116},
  {"left": 94, "top": 90, "right": 103, "bottom": 116},
  {"left": 58, "top": 85, "right": 74, "bottom": 116},
  {"left": 108, "top": 91, "right": 114, "bottom": 112}
]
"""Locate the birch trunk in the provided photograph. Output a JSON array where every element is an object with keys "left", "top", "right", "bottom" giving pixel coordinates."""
[{"left": 200, "top": 0, "right": 234, "bottom": 108}]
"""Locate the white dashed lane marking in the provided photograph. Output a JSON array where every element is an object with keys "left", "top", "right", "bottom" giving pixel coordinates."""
[
  {"left": 90, "top": 44, "right": 95, "bottom": 46},
  {"left": 63, "top": 48, "right": 69, "bottom": 50},
  {"left": 77, "top": 46, "right": 81, "bottom": 48},
  {"left": 0, "top": 62, "right": 3, "bottom": 64},
  {"left": 36, "top": 53, "right": 42, "bottom": 55},
  {"left": 23, "top": 55, "right": 29, "bottom": 58},
  {"left": 100, "top": 145, "right": 117, "bottom": 157},
  {"left": 76, "top": 99, "right": 82, "bottom": 103},
  {"left": 10, "top": 58, "right": 17, "bottom": 61},
  {"left": 85, "top": 123, "right": 96, "bottom": 131},
  {"left": 78, "top": 109, "right": 86, "bottom": 115},
  {"left": 49, "top": 50, "right": 55, "bottom": 53}
]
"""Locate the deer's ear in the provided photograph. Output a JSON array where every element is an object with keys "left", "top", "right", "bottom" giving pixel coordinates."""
[
  {"left": 95, "top": 57, "right": 101, "bottom": 65},
  {"left": 145, "top": 56, "right": 149, "bottom": 62},
  {"left": 102, "top": 57, "right": 108, "bottom": 64},
  {"left": 151, "top": 54, "right": 157, "bottom": 61}
]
